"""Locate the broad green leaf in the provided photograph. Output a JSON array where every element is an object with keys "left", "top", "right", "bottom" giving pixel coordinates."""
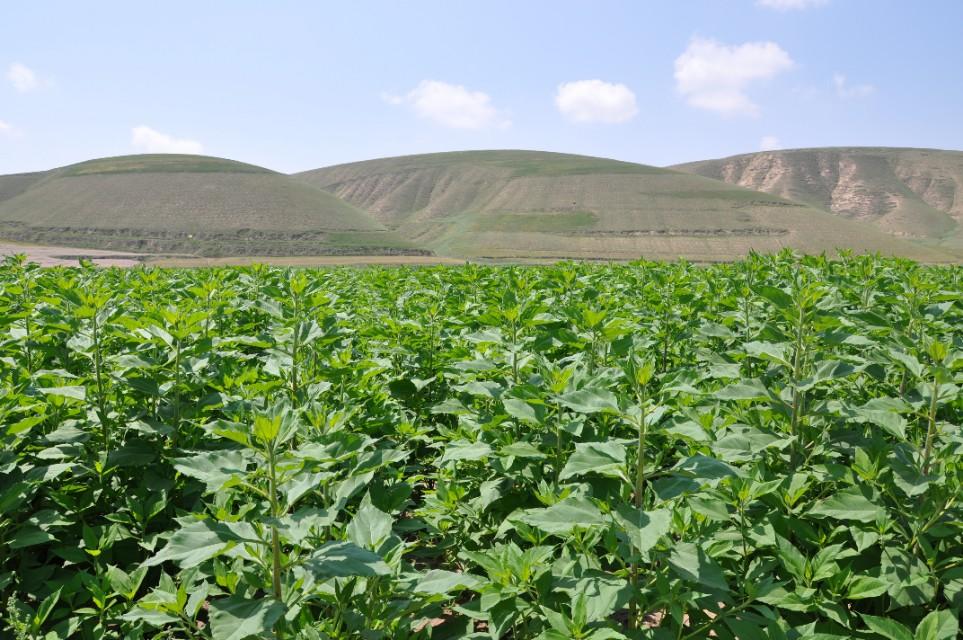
[
  {"left": 559, "top": 442, "right": 627, "bottom": 482},
  {"left": 414, "top": 569, "right": 485, "bottom": 595},
  {"left": 556, "top": 388, "right": 619, "bottom": 414},
  {"left": 173, "top": 450, "right": 249, "bottom": 493},
  {"left": 755, "top": 285, "right": 794, "bottom": 310},
  {"left": 860, "top": 614, "right": 913, "bottom": 640},
  {"left": 847, "top": 575, "right": 890, "bottom": 599},
  {"left": 612, "top": 506, "right": 671, "bottom": 556},
  {"left": 347, "top": 500, "right": 393, "bottom": 551},
  {"left": 744, "top": 341, "right": 792, "bottom": 367},
  {"left": 209, "top": 594, "right": 285, "bottom": 640},
  {"left": 514, "top": 497, "right": 605, "bottom": 536},
  {"left": 808, "top": 487, "right": 885, "bottom": 522},
  {"left": 9, "top": 525, "right": 56, "bottom": 549},
  {"left": 775, "top": 535, "right": 807, "bottom": 582},
  {"left": 914, "top": 610, "right": 958, "bottom": 640},
  {"left": 668, "top": 542, "right": 729, "bottom": 592},
  {"left": 145, "top": 520, "right": 259, "bottom": 568},
  {"left": 302, "top": 541, "right": 390, "bottom": 580},
  {"left": 715, "top": 379, "right": 771, "bottom": 401},
  {"left": 503, "top": 398, "right": 539, "bottom": 423},
  {"left": 7, "top": 415, "right": 44, "bottom": 436},
  {"left": 39, "top": 386, "right": 86, "bottom": 402},
  {"left": 438, "top": 440, "right": 492, "bottom": 465}
]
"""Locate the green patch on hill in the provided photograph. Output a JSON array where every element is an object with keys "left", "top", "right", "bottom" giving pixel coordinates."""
[{"left": 61, "top": 154, "right": 275, "bottom": 177}]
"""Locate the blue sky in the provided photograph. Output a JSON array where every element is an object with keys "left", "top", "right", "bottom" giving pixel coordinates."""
[{"left": 2, "top": 0, "right": 961, "bottom": 174}]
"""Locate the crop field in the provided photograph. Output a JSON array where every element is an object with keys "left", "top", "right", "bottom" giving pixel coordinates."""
[{"left": 1, "top": 252, "right": 961, "bottom": 639}]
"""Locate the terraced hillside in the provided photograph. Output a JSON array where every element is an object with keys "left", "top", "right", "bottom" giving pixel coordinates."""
[
  {"left": 674, "top": 147, "right": 963, "bottom": 252},
  {"left": 297, "top": 150, "right": 955, "bottom": 261},
  {"left": 0, "top": 155, "right": 422, "bottom": 257}
]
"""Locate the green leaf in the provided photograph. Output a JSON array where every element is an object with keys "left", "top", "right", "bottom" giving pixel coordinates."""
[
  {"left": 7, "top": 415, "right": 44, "bottom": 436},
  {"left": 715, "top": 379, "right": 771, "bottom": 401},
  {"left": 914, "top": 610, "right": 958, "bottom": 640},
  {"left": 668, "top": 542, "right": 729, "bottom": 592},
  {"left": 556, "top": 388, "right": 619, "bottom": 414},
  {"left": 503, "top": 398, "right": 539, "bottom": 423},
  {"left": 808, "top": 487, "right": 885, "bottom": 522},
  {"left": 438, "top": 440, "right": 492, "bottom": 465},
  {"left": 302, "top": 541, "right": 390, "bottom": 580},
  {"left": 174, "top": 450, "right": 249, "bottom": 492},
  {"left": 755, "top": 285, "right": 794, "bottom": 310},
  {"left": 209, "top": 594, "right": 285, "bottom": 640},
  {"left": 9, "top": 525, "right": 56, "bottom": 549},
  {"left": 145, "top": 519, "right": 259, "bottom": 568},
  {"left": 744, "top": 341, "right": 792, "bottom": 367},
  {"left": 414, "top": 569, "right": 485, "bottom": 595},
  {"left": 612, "top": 506, "right": 672, "bottom": 556},
  {"left": 860, "top": 615, "right": 913, "bottom": 640},
  {"left": 39, "top": 386, "right": 86, "bottom": 402},
  {"left": 847, "top": 575, "right": 890, "bottom": 599},
  {"left": 514, "top": 497, "right": 605, "bottom": 536},
  {"left": 775, "top": 535, "right": 807, "bottom": 581},
  {"left": 498, "top": 441, "right": 547, "bottom": 459},
  {"left": 347, "top": 499, "right": 393, "bottom": 551},
  {"left": 559, "top": 442, "right": 627, "bottom": 482}
]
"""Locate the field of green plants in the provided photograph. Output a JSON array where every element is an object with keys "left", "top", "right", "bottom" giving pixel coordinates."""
[{"left": 1, "top": 252, "right": 961, "bottom": 639}]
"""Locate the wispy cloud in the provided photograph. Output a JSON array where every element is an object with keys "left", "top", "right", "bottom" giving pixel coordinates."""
[
  {"left": 383, "top": 80, "right": 510, "bottom": 129},
  {"left": 760, "top": 135, "right": 782, "bottom": 151},
  {"left": 674, "top": 37, "right": 794, "bottom": 116},
  {"left": 757, "top": 0, "right": 828, "bottom": 10},
  {"left": 555, "top": 80, "right": 638, "bottom": 124},
  {"left": 833, "top": 73, "right": 875, "bottom": 99},
  {"left": 0, "top": 119, "right": 13, "bottom": 135},
  {"left": 6, "top": 62, "right": 42, "bottom": 93},
  {"left": 131, "top": 126, "right": 204, "bottom": 154}
]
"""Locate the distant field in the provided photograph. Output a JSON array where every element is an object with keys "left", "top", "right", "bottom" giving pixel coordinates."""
[
  {"left": 2, "top": 149, "right": 961, "bottom": 263},
  {"left": 0, "top": 154, "right": 424, "bottom": 257},
  {"left": 298, "top": 149, "right": 959, "bottom": 262}
]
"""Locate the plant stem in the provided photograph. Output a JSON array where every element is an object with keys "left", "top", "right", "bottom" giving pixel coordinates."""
[
  {"left": 268, "top": 444, "right": 283, "bottom": 600},
  {"left": 92, "top": 307, "right": 109, "bottom": 454},
  {"left": 921, "top": 374, "right": 940, "bottom": 475},
  {"left": 629, "top": 381, "right": 648, "bottom": 630}
]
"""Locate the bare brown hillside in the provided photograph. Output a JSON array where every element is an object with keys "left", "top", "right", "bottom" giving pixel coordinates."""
[{"left": 674, "top": 148, "right": 963, "bottom": 250}]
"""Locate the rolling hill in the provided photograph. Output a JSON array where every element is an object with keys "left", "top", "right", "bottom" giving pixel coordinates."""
[
  {"left": 296, "top": 150, "right": 955, "bottom": 261},
  {"left": 673, "top": 147, "right": 963, "bottom": 252},
  {"left": 0, "top": 154, "right": 422, "bottom": 257}
]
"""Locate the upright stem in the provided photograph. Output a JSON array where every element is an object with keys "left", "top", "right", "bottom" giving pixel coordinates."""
[
  {"left": 291, "top": 296, "right": 301, "bottom": 400},
  {"left": 629, "top": 382, "right": 648, "bottom": 630},
  {"left": 921, "top": 374, "right": 940, "bottom": 475},
  {"left": 173, "top": 339, "right": 182, "bottom": 439},
  {"left": 23, "top": 281, "right": 34, "bottom": 374},
  {"left": 554, "top": 400, "right": 563, "bottom": 485},
  {"left": 790, "top": 302, "right": 806, "bottom": 463},
  {"left": 268, "top": 444, "right": 282, "bottom": 600},
  {"left": 92, "top": 309, "right": 109, "bottom": 454}
]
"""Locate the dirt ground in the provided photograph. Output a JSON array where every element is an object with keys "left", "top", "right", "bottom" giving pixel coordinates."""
[
  {"left": 0, "top": 241, "right": 465, "bottom": 268},
  {"left": 0, "top": 241, "right": 147, "bottom": 267}
]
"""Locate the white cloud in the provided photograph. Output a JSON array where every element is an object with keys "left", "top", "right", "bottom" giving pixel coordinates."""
[
  {"left": 760, "top": 135, "right": 782, "bottom": 151},
  {"left": 0, "top": 119, "right": 12, "bottom": 136},
  {"left": 674, "top": 37, "right": 794, "bottom": 116},
  {"left": 384, "top": 80, "right": 510, "bottom": 129},
  {"left": 131, "top": 126, "right": 203, "bottom": 154},
  {"left": 555, "top": 80, "right": 638, "bottom": 124},
  {"left": 757, "top": 0, "right": 828, "bottom": 9},
  {"left": 7, "top": 62, "right": 40, "bottom": 93},
  {"left": 833, "top": 73, "right": 875, "bottom": 99}
]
